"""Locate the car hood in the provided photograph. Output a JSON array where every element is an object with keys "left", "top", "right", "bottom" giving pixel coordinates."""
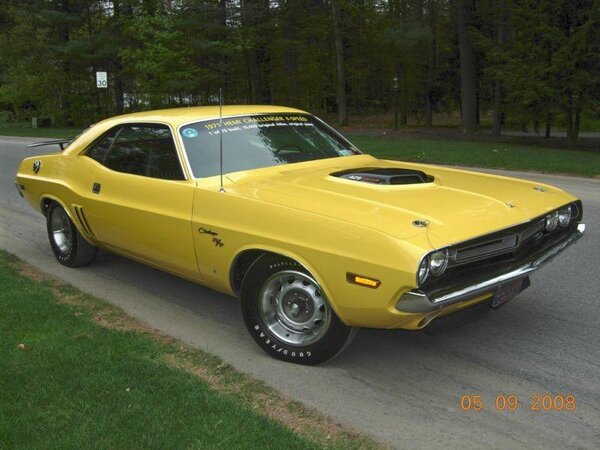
[{"left": 227, "top": 155, "right": 574, "bottom": 246}]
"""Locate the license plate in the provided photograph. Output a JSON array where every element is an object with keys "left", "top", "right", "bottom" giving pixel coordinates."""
[{"left": 492, "top": 279, "right": 525, "bottom": 309}]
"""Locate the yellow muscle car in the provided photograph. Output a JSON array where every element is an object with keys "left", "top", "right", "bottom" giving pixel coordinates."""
[{"left": 15, "top": 106, "right": 585, "bottom": 365}]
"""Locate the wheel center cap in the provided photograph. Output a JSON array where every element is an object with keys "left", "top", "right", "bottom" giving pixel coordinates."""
[{"left": 282, "top": 290, "right": 314, "bottom": 321}]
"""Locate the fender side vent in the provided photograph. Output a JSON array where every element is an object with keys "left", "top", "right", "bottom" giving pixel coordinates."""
[
  {"left": 332, "top": 167, "right": 433, "bottom": 185},
  {"left": 73, "top": 205, "right": 96, "bottom": 239}
]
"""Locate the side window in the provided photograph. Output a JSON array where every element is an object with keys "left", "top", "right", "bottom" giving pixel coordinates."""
[
  {"left": 91, "top": 124, "right": 184, "bottom": 180},
  {"left": 86, "top": 127, "right": 120, "bottom": 164}
]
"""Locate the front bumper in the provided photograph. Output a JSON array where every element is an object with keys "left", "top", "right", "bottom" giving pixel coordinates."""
[{"left": 396, "top": 223, "right": 585, "bottom": 313}]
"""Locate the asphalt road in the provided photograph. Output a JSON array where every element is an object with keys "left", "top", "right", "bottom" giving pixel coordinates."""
[{"left": 1, "top": 136, "right": 599, "bottom": 449}]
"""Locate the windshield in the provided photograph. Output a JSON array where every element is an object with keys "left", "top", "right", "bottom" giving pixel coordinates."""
[{"left": 179, "top": 114, "right": 361, "bottom": 178}]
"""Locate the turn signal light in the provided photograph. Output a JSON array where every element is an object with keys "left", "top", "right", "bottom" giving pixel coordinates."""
[{"left": 346, "top": 273, "right": 381, "bottom": 289}]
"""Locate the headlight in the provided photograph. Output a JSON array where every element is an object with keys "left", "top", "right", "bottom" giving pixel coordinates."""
[
  {"left": 558, "top": 205, "right": 571, "bottom": 227},
  {"left": 429, "top": 250, "right": 449, "bottom": 277},
  {"left": 545, "top": 211, "right": 559, "bottom": 232},
  {"left": 418, "top": 249, "right": 449, "bottom": 285},
  {"left": 418, "top": 258, "right": 429, "bottom": 285}
]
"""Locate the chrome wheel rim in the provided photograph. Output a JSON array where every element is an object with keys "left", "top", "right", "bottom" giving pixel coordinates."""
[
  {"left": 50, "top": 208, "right": 72, "bottom": 255},
  {"left": 258, "top": 270, "right": 331, "bottom": 346}
]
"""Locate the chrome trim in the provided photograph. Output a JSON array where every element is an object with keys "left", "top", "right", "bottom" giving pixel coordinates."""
[
  {"left": 397, "top": 223, "right": 585, "bottom": 313},
  {"left": 429, "top": 249, "right": 449, "bottom": 277},
  {"left": 164, "top": 121, "right": 192, "bottom": 181},
  {"left": 258, "top": 269, "right": 331, "bottom": 346},
  {"left": 416, "top": 246, "right": 450, "bottom": 287},
  {"left": 312, "top": 114, "right": 362, "bottom": 153},
  {"left": 15, "top": 181, "right": 24, "bottom": 197},
  {"left": 416, "top": 251, "right": 429, "bottom": 286}
]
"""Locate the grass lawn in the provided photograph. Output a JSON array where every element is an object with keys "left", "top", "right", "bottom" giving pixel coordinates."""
[
  {"left": 347, "top": 134, "right": 600, "bottom": 177},
  {"left": 0, "top": 123, "right": 83, "bottom": 139},
  {"left": 0, "top": 250, "right": 376, "bottom": 449}
]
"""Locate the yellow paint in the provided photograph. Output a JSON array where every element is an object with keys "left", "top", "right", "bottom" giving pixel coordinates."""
[{"left": 15, "top": 106, "right": 579, "bottom": 329}]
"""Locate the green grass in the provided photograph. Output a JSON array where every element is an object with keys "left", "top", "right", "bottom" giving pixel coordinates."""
[
  {"left": 0, "top": 123, "right": 83, "bottom": 139},
  {"left": 348, "top": 134, "right": 600, "bottom": 177},
  {"left": 0, "top": 250, "right": 326, "bottom": 450}
]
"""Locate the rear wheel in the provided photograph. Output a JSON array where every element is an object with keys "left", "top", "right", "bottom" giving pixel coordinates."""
[
  {"left": 46, "top": 202, "right": 97, "bottom": 267},
  {"left": 241, "top": 254, "right": 357, "bottom": 365}
]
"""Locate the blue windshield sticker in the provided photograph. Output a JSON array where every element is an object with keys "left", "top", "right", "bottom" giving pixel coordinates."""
[
  {"left": 182, "top": 128, "right": 198, "bottom": 138},
  {"left": 339, "top": 149, "right": 354, "bottom": 156}
]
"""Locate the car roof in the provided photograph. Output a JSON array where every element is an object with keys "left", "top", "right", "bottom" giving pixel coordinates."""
[
  {"left": 100, "top": 105, "right": 309, "bottom": 128},
  {"left": 64, "top": 105, "right": 313, "bottom": 156}
]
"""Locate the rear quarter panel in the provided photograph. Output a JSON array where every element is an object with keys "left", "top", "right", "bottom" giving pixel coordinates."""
[{"left": 17, "top": 153, "right": 87, "bottom": 217}]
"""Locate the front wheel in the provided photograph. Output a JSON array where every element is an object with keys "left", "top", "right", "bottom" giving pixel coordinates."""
[
  {"left": 241, "top": 254, "right": 357, "bottom": 365},
  {"left": 46, "top": 202, "right": 98, "bottom": 267}
]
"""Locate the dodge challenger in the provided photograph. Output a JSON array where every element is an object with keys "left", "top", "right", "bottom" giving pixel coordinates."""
[{"left": 15, "top": 106, "right": 585, "bottom": 364}]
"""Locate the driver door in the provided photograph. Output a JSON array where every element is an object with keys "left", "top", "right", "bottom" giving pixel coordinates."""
[{"left": 79, "top": 123, "right": 200, "bottom": 280}]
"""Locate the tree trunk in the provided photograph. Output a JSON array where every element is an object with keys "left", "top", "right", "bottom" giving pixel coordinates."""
[
  {"left": 111, "top": 2, "right": 126, "bottom": 114},
  {"left": 284, "top": 1, "right": 299, "bottom": 106},
  {"left": 219, "top": 0, "right": 227, "bottom": 27},
  {"left": 395, "top": 62, "right": 408, "bottom": 125},
  {"left": 492, "top": 0, "right": 505, "bottom": 137},
  {"left": 331, "top": 0, "right": 348, "bottom": 126},
  {"left": 566, "top": 94, "right": 581, "bottom": 146},
  {"left": 425, "top": 0, "right": 437, "bottom": 127},
  {"left": 492, "top": 80, "right": 502, "bottom": 136},
  {"left": 241, "top": 0, "right": 271, "bottom": 104},
  {"left": 113, "top": 63, "right": 124, "bottom": 115},
  {"left": 56, "top": 0, "right": 73, "bottom": 125},
  {"left": 456, "top": 0, "right": 477, "bottom": 133},
  {"left": 573, "top": 110, "right": 581, "bottom": 143},
  {"left": 476, "top": 91, "right": 480, "bottom": 125},
  {"left": 401, "top": 65, "right": 408, "bottom": 125},
  {"left": 247, "top": 48, "right": 261, "bottom": 103},
  {"left": 545, "top": 112, "right": 552, "bottom": 138},
  {"left": 566, "top": 107, "right": 574, "bottom": 145}
]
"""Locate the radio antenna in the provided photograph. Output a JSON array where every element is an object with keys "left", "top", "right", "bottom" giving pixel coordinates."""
[{"left": 218, "top": 87, "right": 225, "bottom": 193}]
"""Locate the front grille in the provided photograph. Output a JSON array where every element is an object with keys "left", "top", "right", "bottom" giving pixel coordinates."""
[
  {"left": 421, "top": 200, "right": 583, "bottom": 294},
  {"left": 455, "top": 235, "right": 518, "bottom": 262},
  {"left": 451, "top": 219, "right": 545, "bottom": 264}
]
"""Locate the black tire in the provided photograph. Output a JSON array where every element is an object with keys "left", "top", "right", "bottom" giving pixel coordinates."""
[
  {"left": 241, "top": 254, "right": 357, "bottom": 365},
  {"left": 46, "top": 202, "right": 98, "bottom": 267}
]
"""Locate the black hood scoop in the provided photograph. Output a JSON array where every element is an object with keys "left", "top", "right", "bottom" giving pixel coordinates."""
[{"left": 332, "top": 167, "right": 434, "bottom": 185}]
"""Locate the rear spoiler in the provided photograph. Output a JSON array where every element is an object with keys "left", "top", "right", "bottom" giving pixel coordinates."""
[{"left": 27, "top": 139, "right": 72, "bottom": 150}]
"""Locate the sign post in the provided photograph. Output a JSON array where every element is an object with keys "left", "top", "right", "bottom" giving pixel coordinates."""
[{"left": 96, "top": 71, "right": 108, "bottom": 89}]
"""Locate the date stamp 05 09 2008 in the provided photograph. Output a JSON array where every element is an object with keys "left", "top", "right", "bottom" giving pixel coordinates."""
[{"left": 460, "top": 394, "right": 576, "bottom": 412}]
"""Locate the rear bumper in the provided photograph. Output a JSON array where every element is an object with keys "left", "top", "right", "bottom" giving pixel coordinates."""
[{"left": 396, "top": 223, "right": 585, "bottom": 313}]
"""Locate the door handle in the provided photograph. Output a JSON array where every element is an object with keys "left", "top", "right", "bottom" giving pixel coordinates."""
[{"left": 92, "top": 182, "right": 101, "bottom": 194}]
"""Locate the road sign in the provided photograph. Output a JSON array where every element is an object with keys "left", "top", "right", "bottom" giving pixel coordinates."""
[{"left": 96, "top": 71, "right": 108, "bottom": 89}]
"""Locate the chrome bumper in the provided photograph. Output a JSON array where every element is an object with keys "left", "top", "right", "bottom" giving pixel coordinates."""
[{"left": 396, "top": 223, "right": 585, "bottom": 313}]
